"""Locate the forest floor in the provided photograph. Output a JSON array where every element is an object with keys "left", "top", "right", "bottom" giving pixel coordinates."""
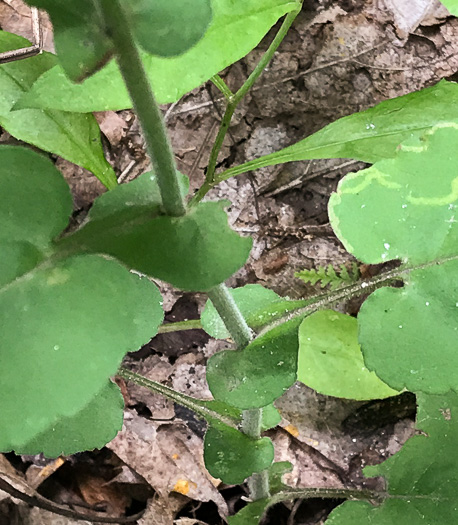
[{"left": 0, "top": 0, "right": 457, "bottom": 524}]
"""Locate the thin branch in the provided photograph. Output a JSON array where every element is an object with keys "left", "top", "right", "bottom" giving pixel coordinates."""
[{"left": 0, "top": 476, "right": 144, "bottom": 523}]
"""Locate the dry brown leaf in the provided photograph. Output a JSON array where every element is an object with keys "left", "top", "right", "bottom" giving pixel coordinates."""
[{"left": 108, "top": 411, "right": 228, "bottom": 519}]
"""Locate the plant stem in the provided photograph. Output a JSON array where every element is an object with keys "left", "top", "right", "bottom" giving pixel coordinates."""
[
  {"left": 206, "top": 283, "right": 252, "bottom": 348},
  {"left": 211, "top": 74, "right": 234, "bottom": 100},
  {"left": 158, "top": 319, "right": 202, "bottom": 334},
  {"left": 234, "top": 6, "right": 301, "bottom": 102},
  {"left": 189, "top": 5, "right": 302, "bottom": 206},
  {"left": 270, "top": 487, "right": 386, "bottom": 505},
  {"left": 118, "top": 368, "right": 240, "bottom": 429},
  {"left": 241, "top": 408, "right": 270, "bottom": 499},
  {"left": 97, "top": 0, "right": 186, "bottom": 217},
  {"left": 206, "top": 283, "right": 271, "bottom": 500}
]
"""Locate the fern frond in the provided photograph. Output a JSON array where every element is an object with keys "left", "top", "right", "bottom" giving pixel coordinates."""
[{"left": 295, "top": 262, "right": 360, "bottom": 290}]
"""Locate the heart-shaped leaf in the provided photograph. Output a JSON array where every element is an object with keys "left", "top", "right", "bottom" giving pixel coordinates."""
[
  {"left": 15, "top": 381, "right": 124, "bottom": 457},
  {"left": 204, "top": 423, "right": 274, "bottom": 484},
  {"left": 328, "top": 124, "right": 458, "bottom": 393},
  {"left": 25, "top": 0, "right": 113, "bottom": 81},
  {"left": 0, "top": 32, "right": 116, "bottom": 188},
  {"left": 298, "top": 310, "right": 399, "bottom": 400},
  {"left": 17, "top": 0, "right": 300, "bottom": 112},
  {"left": 127, "top": 0, "right": 212, "bottom": 57},
  {"left": 326, "top": 392, "right": 458, "bottom": 525},
  {"left": 207, "top": 318, "right": 300, "bottom": 409}
]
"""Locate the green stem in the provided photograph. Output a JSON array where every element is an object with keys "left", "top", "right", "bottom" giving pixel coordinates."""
[
  {"left": 158, "top": 319, "right": 202, "bottom": 334},
  {"left": 234, "top": 6, "right": 301, "bottom": 102},
  {"left": 189, "top": 5, "right": 302, "bottom": 206},
  {"left": 98, "top": 0, "right": 186, "bottom": 217},
  {"left": 241, "top": 408, "right": 270, "bottom": 499},
  {"left": 211, "top": 74, "right": 234, "bottom": 100},
  {"left": 117, "top": 368, "right": 239, "bottom": 429},
  {"left": 270, "top": 487, "right": 386, "bottom": 505},
  {"left": 190, "top": 103, "right": 236, "bottom": 205},
  {"left": 206, "top": 283, "right": 252, "bottom": 348},
  {"left": 256, "top": 257, "right": 457, "bottom": 337},
  {"left": 206, "top": 283, "right": 271, "bottom": 499}
]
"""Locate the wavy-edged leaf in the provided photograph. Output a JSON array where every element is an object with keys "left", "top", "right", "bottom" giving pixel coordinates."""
[
  {"left": 298, "top": 310, "right": 399, "bottom": 400},
  {"left": 326, "top": 392, "right": 458, "bottom": 525},
  {"left": 329, "top": 124, "right": 458, "bottom": 393},
  {"left": 25, "top": 0, "right": 113, "bottom": 81},
  {"left": 207, "top": 318, "right": 300, "bottom": 409},
  {"left": 0, "top": 254, "right": 163, "bottom": 451},
  {"left": 17, "top": 0, "right": 300, "bottom": 112},
  {"left": 0, "top": 148, "right": 163, "bottom": 451},
  {"left": 15, "top": 381, "right": 124, "bottom": 457},
  {"left": 0, "top": 32, "right": 116, "bottom": 188},
  {"left": 204, "top": 423, "right": 274, "bottom": 484},
  {"left": 127, "top": 0, "right": 212, "bottom": 57},
  {"left": 61, "top": 200, "right": 252, "bottom": 292},
  {"left": 217, "top": 80, "right": 458, "bottom": 180}
]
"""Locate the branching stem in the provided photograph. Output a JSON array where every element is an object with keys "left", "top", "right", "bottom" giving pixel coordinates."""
[{"left": 189, "top": 5, "right": 302, "bottom": 206}]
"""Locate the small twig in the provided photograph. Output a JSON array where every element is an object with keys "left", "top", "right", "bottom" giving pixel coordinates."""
[
  {"left": 0, "top": 7, "right": 43, "bottom": 64},
  {"left": 0, "top": 475, "right": 144, "bottom": 523},
  {"left": 117, "top": 159, "right": 136, "bottom": 183}
]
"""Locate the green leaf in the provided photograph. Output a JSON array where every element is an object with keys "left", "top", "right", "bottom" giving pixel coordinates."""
[
  {"left": 295, "top": 263, "right": 359, "bottom": 291},
  {"left": 298, "top": 310, "right": 399, "bottom": 400},
  {"left": 261, "top": 404, "right": 282, "bottom": 431},
  {"left": 0, "top": 149, "right": 171, "bottom": 450},
  {"left": 15, "top": 381, "right": 124, "bottom": 457},
  {"left": 329, "top": 124, "right": 458, "bottom": 393},
  {"left": 0, "top": 146, "right": 73, "bottom": 250},
  {"left": 87, "top": 170, "right": 189, "bottom": 221},
  {"left": 25, "top": 0, "right": 113, "bottom": 81},
  {"left": 0, "top": 254, "right": 163, "bottom": 451},
  {"left": 439, "top": 1, "right": 458, "bottom": 15},
  {"left": 17, "top": 0, "right": 300, "bottom": 112},
  {"left": 206, "top": 318, "right": 300, "bottom": 409},
  {"left": 325, "top": 392, "right": 458, "bottom": 525},
  {"left": 0, "top": 32, "right": 116, "bottom": 188},
  {"left": 60, "top": 200, "right": 252, "bottom": 292},
  {"left": 217, "top": 80, "right": 458, "bottom": 180},
  {"left": 127, "top": 0, "right": 212, "bottom": 57},
  {"left": 201, "top": 284, "right": 281, "bottom": 338},
  {"left": 228, "top": 499, "right": 270, "bottom": 525},
  {"left": 204, "top": 423, "right": 274, "bottom": 484}
]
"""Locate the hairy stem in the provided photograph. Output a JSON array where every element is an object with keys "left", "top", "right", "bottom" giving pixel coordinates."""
[
  {"left": 98, "top": 0, "right": 186, "bottom": 217},
  {"left": 206, "top": 283, "right": 252, "bottom": 348},
  {"left": 189, "top": 5, "right": 302, "bottom": 206},
  {"left": 117, "top": 368, "right": 239, "bottom": 429}
]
